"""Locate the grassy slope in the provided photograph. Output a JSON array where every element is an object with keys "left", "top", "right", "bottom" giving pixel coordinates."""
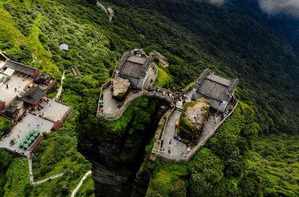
[
  {"left": 0, "top": 0, "right": 105, "bottom": 196},
  {"left": 3, "top": 158, "right": 29, "bottom": 197},
  {"left": 155, "top": 65, "right": 172, "bottom": 88},
  {"left": 244, "top": 135, "right": 299, "bottom": 196},
  {"left": 0, "top": 0, "right": 60, "bottom": 76},
  {"left": 0, "top": 1, "right": 162, "bottom": 195}
]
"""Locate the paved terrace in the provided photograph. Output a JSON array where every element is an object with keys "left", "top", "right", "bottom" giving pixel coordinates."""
[
  {"left": 32, "top": 99, "right": 70, "bottom": 123},
  {"left": 157, "top": 110, "right": 188, "bottom": 160},
  {"left": 0, "top": 74, "right": 33, "bottom": 108},
  {"left": 0, "top": 114, "right": 54, "bottom": 156},
  {"left": 0, "top": 54, "right": 70, "bottom": 157},
  {"left": 0, "top": 99, "right": 70, "bottom": 156},
  {"left": 152, "top": 100, "right": 238, "bottom": 161}
]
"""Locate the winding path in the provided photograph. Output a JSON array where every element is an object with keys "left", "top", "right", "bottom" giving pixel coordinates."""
[
  {"left": 55, "top": 70, "right": 65, "bottom": 101},
  {"left": 32, "top": 173, "right": 64, "bottom": 186},
  {"left": 27, "top": 155, "right": 64, "bottom": 186},
  {"left": 96, "top": 1, "right": 114, "bottom": 22},
  {"left": 71, "top": 170, "right": 92, "bottom": 197}
]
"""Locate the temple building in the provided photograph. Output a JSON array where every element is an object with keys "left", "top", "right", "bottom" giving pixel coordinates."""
[
  {"left": 115, "top": 49, "right": 157, "bottom": 90},
  {"left": 193, "top": 69, "right": 238, "bottom": 113},
  {"left": 4, "top": 60, "right": 40, "bottom": 79},
  {"left": 0, "top": 51, "right": 70, "bottom": 156},
  {"left": 21, "top": 86, "right": 46, "bottom": 107},
  {"left": 0, "top": 52, "right": 54, "bottom": 114}
]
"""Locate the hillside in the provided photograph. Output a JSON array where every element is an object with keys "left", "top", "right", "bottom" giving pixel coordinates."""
[
  {"left": 107, "top": 0, "right": 299, "bottom": 133},
  {"left": 0, "top": 0, "right": 298, "bottom": 196}
]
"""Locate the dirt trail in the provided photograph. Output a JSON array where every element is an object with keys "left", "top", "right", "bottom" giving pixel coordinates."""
[{"left": 27, "top": 155, "right": 64, "bottom": 186}]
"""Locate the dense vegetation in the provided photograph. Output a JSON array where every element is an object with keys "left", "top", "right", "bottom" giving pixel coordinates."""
[
  {"left": 0, "top": 117, "right": 10, "bottom": 138},
  {"left": 0, "top": 0, "right": 298, "bottom": 196},
  {"left": 146, "top": 103, "right": 299, "bottom": 196},
  {"left": 108, "top": 0, "right": 299, "bottom": 134},
  {"left": 0, "top": 150, "right": 13, "bottom": 196},
  {"left": 155, "top": 65, "right": 173, "bottom": 88}
]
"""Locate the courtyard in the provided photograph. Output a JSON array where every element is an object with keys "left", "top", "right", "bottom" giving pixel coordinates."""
[{"left": 0, "top": 113, "right": 54, "bottom": 155}]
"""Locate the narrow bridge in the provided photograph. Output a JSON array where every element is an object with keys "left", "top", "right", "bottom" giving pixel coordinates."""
[{"left": 96, "top": 84, "right": 182, "bottom": 120}]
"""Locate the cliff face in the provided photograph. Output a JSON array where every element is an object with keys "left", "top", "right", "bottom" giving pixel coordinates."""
[{"left": 79, "top": 97, "right": 169, "bottom": 197}]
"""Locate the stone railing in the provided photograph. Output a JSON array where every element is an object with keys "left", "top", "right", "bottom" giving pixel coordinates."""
[
  {"left": 97, "top": 87, "right": 177, "bottom": 121},
  {"left": 151, "top": 108, "right": 175, "bottom": 159},
  {"left": 183, "top": 100, "right": 239, "bottom": 161}
]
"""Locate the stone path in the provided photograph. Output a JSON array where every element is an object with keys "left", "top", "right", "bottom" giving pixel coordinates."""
[
  {"left": 55, "top": 70, "right": 65, "bottom": 101},
  {"left": 158, "top": 110, "right": 188, "bottom": 161},
  {"left": 33, "top": 173, "right": 64, "bottom": 186},
  {"left": 96, "top": 1, "right": 114, "bottom": 22},
  {"left": 27, "top": 155, "right": 64, "bottom": 186},
  {"left": 71, "top": 170, "right": 92, "bottom": 197},
  {"left": 98, "top": 85, "right": 176, "bottom": 120}
]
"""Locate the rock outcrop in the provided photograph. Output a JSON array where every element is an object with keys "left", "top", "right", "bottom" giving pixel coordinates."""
[
  {"left": 112, "top": 78, "right": 130, "bottom": 100},
  {"left": 179, "top": 98, "right": 210, "bottom": 140}
]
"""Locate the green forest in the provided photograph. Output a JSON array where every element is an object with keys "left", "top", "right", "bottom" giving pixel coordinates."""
[{"left": 0, "top": 0, "right": 298, "bottom": 196}]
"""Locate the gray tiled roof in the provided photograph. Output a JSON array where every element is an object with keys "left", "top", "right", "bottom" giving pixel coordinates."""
[
  {"left": 21, "top": 86, "right": 45, "bottom": 105},
  {"left": 195, "top": 69, "right": 238, "bottom": 112},
  {"left": 198, "top": 79, "right": 231, "bottom": 102},
  {"left": 120, "top": 59, "right": 148, "bottom": 79},
  {"left": 127, "top": 56, "right": 147, "bottom": 65},
  {"left": 119, "top": 52, "right": 151, "bottom": 81},
  {"left": 5, "top": 60, "right": 39, "bottom": 77},
  {"left": 206, "top": 74, "right": 232, "bottom": 87}
]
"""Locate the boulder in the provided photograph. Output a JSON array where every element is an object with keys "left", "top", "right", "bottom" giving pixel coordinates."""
[
  {"left": 112, "top": 78, "right": 130, "bottom": 100},
  {"left": 179, "top": 98, "right": 210, "bottom": 140}
]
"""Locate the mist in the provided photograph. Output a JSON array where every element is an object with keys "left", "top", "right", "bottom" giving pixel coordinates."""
[
  {"left": 193, "top": 0, "right": 225, "bottom": 6},
  {"left": 207, "top": 0, "right": 225, "bottom": 6},
  {"left": 202, "top": 0, "right": 299, "bottom": 17},
  {"left": 258, "top": 0, "right": 299, "bottom": 17}
]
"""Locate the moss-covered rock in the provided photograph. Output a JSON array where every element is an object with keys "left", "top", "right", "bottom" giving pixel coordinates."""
[
  {"left": 155, "top": 65, "right": 172, "bottom": 88},
  {"left": 179, "top": 98, "right": 209, "bottom": 141}
]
